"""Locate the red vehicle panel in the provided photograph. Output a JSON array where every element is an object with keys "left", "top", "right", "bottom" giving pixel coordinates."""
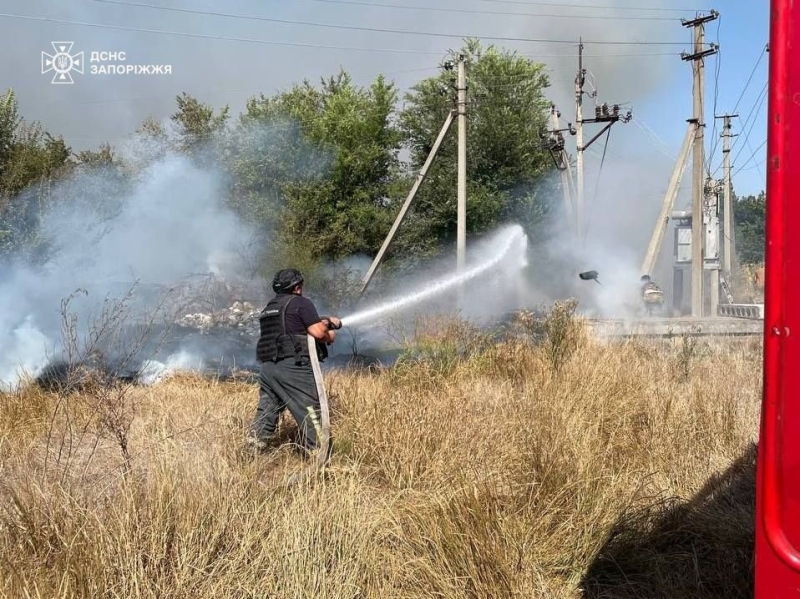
[{"left": 755, "top": 1, "right": 800, "bottom": 596}]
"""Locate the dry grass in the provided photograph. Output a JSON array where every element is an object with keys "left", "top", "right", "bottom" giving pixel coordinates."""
[{"left": 0, "top": 312, "right": 762, "bottom": 598}]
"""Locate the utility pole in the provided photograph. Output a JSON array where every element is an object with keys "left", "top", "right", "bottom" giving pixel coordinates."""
[
  {"left": 641, "top": 119, "right": 697, "bottom": 278},
  {"left": 456, "top": 54, "right": 467, "bottom": 272},
  {"left": 360, "top": 110, "right": 455, "bottom": 294},
  {"left": 705, "top": 176, "right": 722, "bottom": 317},
  {"left": 547, "top": 104, "right": 576, "bottom": 235},
  {"left": 682, "top": 10, "right": 719, "bottom": 317},
  {"left": 574, "top": 40, "right": 585, "bottom": 240},
  {"left": 571, "top": 40, "right": 631, "bottom": 241},
  {"left": 718, "top": 113, "right": 737, "bottom": 279}
]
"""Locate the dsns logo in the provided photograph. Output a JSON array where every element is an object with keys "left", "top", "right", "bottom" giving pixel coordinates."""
[{"left": 41, "top": 42, "right": 84, "bottom": 84}]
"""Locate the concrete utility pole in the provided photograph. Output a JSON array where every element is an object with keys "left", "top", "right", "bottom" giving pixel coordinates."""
[
  {"left": 682, "top": 10, "right": 719, "bottom": 317},
  {"left": 547, "top": 105, "right": 576, "bottom": 234},
  {"left": 571, "top": 40, "right": 631, "bottom": 241},
  {"left": 360, "top": 110, "right": 455, "bottom": 294},
  {"left": 705, "top": 177, "right": 722, "bottom": 317},
  {"left": 641, "top": 119, "right": 697, "bottom": 278},
  {"left": 574, "top": 40, "right": 586, "bottom": 240},
  {"left": 718, "top": 113, "right": 737, "bottom": 279},
  {"left": 456, "top": 54, "right": 467, "bottom": 272}
]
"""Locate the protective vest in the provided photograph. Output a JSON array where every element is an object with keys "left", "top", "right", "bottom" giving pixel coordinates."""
[
  {"left": 256, "top": 294, "right": 310, "bottom": 363},
  {"left": 641, "top": 282, "right": 664, "bottom": 303}
]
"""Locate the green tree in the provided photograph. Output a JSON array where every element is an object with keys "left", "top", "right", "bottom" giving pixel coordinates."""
[
  {"left": 397, "top": 39, "right": 555, "bottom": 259},
  {"left": 171, "top": 92, "right": 230, "bottom": 158},
  {"left": 0, "top": 88, "right": 71, "bottom": 255},
  {"left": 224, "top": 70, "right": 403, "bottom": 268},
  {"left": 733, "top": 191, "right": 766, "bottom": 264},
  {"left": 76, "top": 142, "right": 115, "bottom": 168},
  {"left": 0, "top": 89, "right": 21, "bottom": 178}
]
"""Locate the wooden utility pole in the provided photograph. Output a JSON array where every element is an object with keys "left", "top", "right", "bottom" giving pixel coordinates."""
[
  {"left": 456, "top": 55, "right": 467, "bottom": 272},
  {"left": 719, "top": 113, "right": 737, "bottom": 279},
  {"left": 682, "top": 10, "right": 719, "bottom": 317},
  {"left": 574, "top": 40, "right": 586, "bottom": 240}
]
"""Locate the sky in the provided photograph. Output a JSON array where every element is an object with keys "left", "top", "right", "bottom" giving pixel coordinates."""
[{"left": 0, "top": 0, "right": 770, "bottom": 201}]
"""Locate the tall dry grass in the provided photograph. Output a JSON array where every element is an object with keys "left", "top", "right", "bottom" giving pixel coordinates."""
[{"left": 0, "top": 309, "right": 762, "bottom": 598}]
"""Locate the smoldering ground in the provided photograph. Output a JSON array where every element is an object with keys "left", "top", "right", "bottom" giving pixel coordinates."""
[
  {"left": 0, "top": 130, "right": 268, "bottom": 389},
  {"left": 2, "top": 0, "right": 696, "bottom": 385}
]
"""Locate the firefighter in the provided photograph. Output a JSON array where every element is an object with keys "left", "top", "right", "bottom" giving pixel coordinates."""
[
  {"left": 247, "top": 268, "right": 341, "bottom": 457},
  {"left": 640, "top": 274, "right": 664, "bottom": 316}
]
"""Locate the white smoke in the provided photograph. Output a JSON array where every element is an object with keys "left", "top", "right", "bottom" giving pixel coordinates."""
[
  {"left": 136, "top": 350, "right": 204, "bottom": 386},
  {"left": 0, "top": 131, "right": 261, "bottom": 389}
]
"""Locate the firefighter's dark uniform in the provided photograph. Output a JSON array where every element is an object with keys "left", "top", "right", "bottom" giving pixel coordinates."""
[{"left": 249, "top": 292, "right": 328, "bottom": 452}]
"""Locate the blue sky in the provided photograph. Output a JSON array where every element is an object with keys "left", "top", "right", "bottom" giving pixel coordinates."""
[
  {"left": 635, "top": 0, "right": 770, "bottom": 197},
  {"left": 1, "top": 0, "right": 770, "bottom": 199}
]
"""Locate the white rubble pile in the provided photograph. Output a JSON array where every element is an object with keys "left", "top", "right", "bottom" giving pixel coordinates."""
[{"left": 177, "top": 301, "right": 260, "bottom": 334}]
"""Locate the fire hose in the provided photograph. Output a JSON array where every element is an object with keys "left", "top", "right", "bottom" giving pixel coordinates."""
[{"left": 287, "top": 318, "right": 340, "bottom": 487}]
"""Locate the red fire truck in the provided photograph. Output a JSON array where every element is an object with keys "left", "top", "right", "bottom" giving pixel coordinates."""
[{"left": 755, "top": 1, "right": 800, "bottom": 595}]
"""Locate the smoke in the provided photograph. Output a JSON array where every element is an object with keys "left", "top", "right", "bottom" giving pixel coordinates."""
[
  {"left": 510, "top": 157, "right": 677, "bottom": 322},
  {"left": 0, "top": 0, "right": 698, "bottom": 384},
  {"left": 0, "top": 128, "right": 265, "bottom": 388}
]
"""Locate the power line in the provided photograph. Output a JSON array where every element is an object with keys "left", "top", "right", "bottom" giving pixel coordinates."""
[
  {"left": 305, "top": 0, "right": 684, "bottom": 20},
  {"left": 735, "top": 156, "right": 766, "bottom": 173},
  {"left": 584, "top": 127, "right": 612, "bottom": 244},
  {"left": 742, "top": 135, "right": 765, "bottom": 179},
  {"left": 631, "top": 117, "right": 677, "bottom": 161},
  {"left": 88, "top": 0, "right": 691, "bottom": 44},
  {"left": 709, "top": 44, "right": 767, "bottom": 177},
  {"left": 0, "top": 12, "right": 446, "bottom": 54},
  {"left": 521, "top": 51, "right": 683, "bottom": 58},
  {"left": 1, "top": 10, "right": 697, "bottom": 50},
  {"left": 706, "top": 15, "right": 722, "bottom": 174},
  {"left": 477, "top": 0, "right": 700, "bottom": 11},
  {"left": 731, "top": 82, "right": 768, "bottom": 164},
  {"left": 732, "top": 43, "right": 768, "bottom": 114},
  {"left": 732, "top": 139, "right": 766, "bottom": 176}
]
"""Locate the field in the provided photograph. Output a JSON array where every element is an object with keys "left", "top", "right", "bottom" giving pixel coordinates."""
[{"left": 0, "top": 309, "right": 762, "bottom": 598}]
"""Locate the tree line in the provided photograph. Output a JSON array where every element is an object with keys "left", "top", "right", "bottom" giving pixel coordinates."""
[
  {"left": 0, "top": 39, "right": 767, "bottom": 293},
  {"left": 1, "top": 42, "right": 556, "bottom": 283}
]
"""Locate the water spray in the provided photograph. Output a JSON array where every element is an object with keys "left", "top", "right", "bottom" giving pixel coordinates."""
[{"left": 340, "top": 224, "right": 528, "bottom": 328}]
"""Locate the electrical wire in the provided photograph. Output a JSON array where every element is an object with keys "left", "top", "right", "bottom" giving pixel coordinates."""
[
  {"left": 304, "top": 0, "right": 684, "bottom": 20},
  {"left": 0, "top": 12, "right": 448, "bottom": 54},
  {"left": 731, "top": 83, "right": 768, "bottom": 165},
  {"left": 711, "top": 81, "right": 767, "bottom": 178},
  {"left": 476, "top": 0, "right": 700, "bottom": 11},
  {"left": 584, "top": 127, "right": 611, "bottom": 245},
  {"left": 735, "top": 156, "right": 766, "bottom": 173},
  {"left": 631, "top": 117, "right": 676, "bottom": 161},
  {"left": 732, "top": 43, "right": 768, "bottom": 114},
  {"left": 732, "top": 139, "right": 766, "bottom": 176},
  {"left": 742, "top": 135, "right": 765, "bottom": 178},
  {"left": 706, "top": 15, "right": 722, "bottom": 174},
  {"left": 0, "top": 10, "right": 700, "bottom": 52},
  {"left": 709, "top": 42, "right": 767, "bottom": 176},
  {"left": 86, "top": 0, "right": 692, "bottom": 43}
]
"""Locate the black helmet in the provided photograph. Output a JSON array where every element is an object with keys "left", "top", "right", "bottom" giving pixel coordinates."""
[
  {"left": 272, "top": 268, "right": 304, "bottom": 293},
  {"left": 641, "top": 274, "right": 651, "bottom": 282}
]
